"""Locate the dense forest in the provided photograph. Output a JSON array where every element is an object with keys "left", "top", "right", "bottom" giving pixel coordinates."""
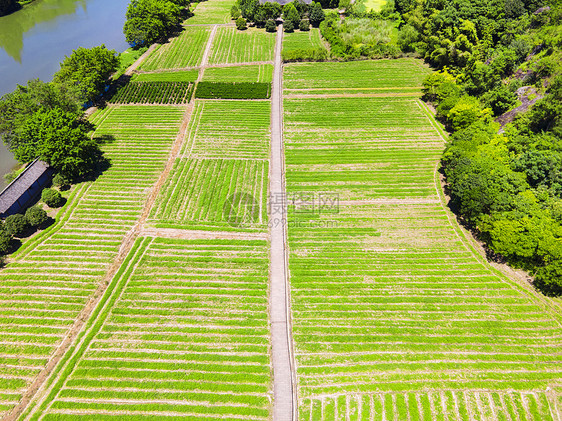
[{"left": 389, "top": 0, "right": 562, "bottom": 294}]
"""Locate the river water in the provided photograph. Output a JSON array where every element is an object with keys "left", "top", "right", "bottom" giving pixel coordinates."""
[{"left": 0, "top": 0, "right": 129, "bottom": 189}]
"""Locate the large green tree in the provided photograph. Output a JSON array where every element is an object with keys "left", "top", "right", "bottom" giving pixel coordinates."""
[
  {"left": 53, "top": 45, "right": 118, "bottom": 104},
  {"left": 0, "top": 79, "right": 78, "bottom": 150},
  {"left": 124, "top": 0, "right": 183, "bottom": 47},
  {"left": 14, "top": 108, "right": 102, "bottom": 179}
]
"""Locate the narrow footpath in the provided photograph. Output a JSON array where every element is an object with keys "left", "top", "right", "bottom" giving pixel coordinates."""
[{"left": 269, "top": 25, "right": 297, "bottom": 421}]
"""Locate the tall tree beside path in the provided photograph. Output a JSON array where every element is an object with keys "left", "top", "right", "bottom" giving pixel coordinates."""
[
  {"left": 53, "top": 45, "right": 119, "bottom": 104},
  {"left": 123, "top": 0, "right": 186, "bottom": 47}
]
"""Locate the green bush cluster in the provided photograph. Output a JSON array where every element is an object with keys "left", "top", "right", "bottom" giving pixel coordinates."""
[
  {"left": 110, "top": 81, "right": 194, "bottom": 104},
  {"left": 42, "top": 188, "right": 65, "bottom": 208},
  {"left": 195, "top": 82, "right": 271, "bottom": 99}
]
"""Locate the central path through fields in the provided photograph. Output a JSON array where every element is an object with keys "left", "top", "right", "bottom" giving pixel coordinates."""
[{"left": 269, "top": 24, "right": 297, "bottom": 421}]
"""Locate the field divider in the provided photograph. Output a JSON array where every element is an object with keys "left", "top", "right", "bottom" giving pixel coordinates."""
[
  {"left": 269, "top": 24, "right": 297, "bottom": 421},
  {"left": 18, "top": 237, "right": 151, "bottom": 421}
]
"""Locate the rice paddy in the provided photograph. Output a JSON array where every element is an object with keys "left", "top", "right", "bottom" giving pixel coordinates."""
[
  {"left": 283, "top": 61, "right": 562, "bottom": 420},
  {"left": 149, "top": 100, "right": 270, "bottom": 230},
  {"left": 208, "top": 27, "right": 276, "bottom": 65},
  {"left": 139, "top": 26, "right": 211, "bottom": 71},
  {"left": 0, "top": 105, "right": 185, "bottom": 418},
  {"left": 33, "top": 238, "right": 272, "bottom": 420},
  {"left": 202, "top": 64, "right": 274, "bottom": 83}
]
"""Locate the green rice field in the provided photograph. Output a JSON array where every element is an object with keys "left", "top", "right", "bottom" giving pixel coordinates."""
[
  {"left": 139, "top": 26, "right": 211, "bottom": 71},
  {"left": 34, "top": 238, "right": 272, "bottom": 420},
  {"left": 184, "top": 0, "right": 234, "bottom": 25},
  {"left": 0, "top": 105, "right": 185, "bottom": 418},
  {"left": 149, "top": 99, "right": 270, "bottom": 230},
  {"left": 208, "top": 27, "right": 276, "bottom": 65},
  {"left": 202, "top": 64, "right": 274, "bottom": 83},
  {"left": 282, "top": 28, "right": 326, "bottom": 53},
  {"left": 283, "top": 61, "right": 562, "bottom": 420}
]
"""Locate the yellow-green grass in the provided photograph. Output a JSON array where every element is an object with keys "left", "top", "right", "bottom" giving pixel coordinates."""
[
  {"left": 202, "top": 64, "right": 274, "bottom": 83},
  {"left": 208, "top": 27, "right": 276, "bottom": 65},
  {"left": 184, "top": 0, "right": 235, "bottom": 25},
  {"left": 0, "top": 106, "right": 184, "bottom": 418},
  {"left": 139, "top": 26, "right": 211, "bottom": 71},
  {"left": 364, "top": 0, "right": 386, "bottom": 11},
  {"left": 33, "top": 238, "right": 272, "bottom": 421}
]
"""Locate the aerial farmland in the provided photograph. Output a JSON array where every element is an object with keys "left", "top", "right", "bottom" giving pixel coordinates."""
[{"left": 0, "top": 0, "right": 560, "bottom": 420}]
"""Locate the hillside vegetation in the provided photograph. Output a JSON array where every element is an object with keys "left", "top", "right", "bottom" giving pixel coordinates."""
[{"left": 389, "top": 0, "right": 562, "bottom": 294}]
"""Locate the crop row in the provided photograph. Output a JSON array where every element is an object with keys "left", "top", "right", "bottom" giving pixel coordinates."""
[
  {"left": 284, "top": 97, "right": 443, "bottom": 200},
  {"left": 283, "top": 58, "right": 431, "bottom": 94},
  {"left": 109, "top": 81, "right": 194, "bottom": 104},
  {"left": 202, "top": 64, "right": 274, "bottom": 83},
  {"left": 36, "top": 238, "right": 272, "bottom": 420},
  {"left": 299, "top": 391, "right": 556, "bottom": 421},
  {"left": 282, "top": 89, "right": 562, "bottom": 413},
  {"left": 139, "top": 26, "right": 210, "bottom": 71},
  {"left": 195, "top": 82, "right": 271, "bottom": 99},
  {"left": 283, "top": 28, "right": 325, "bottom": 53},
  {"left": 150, "top": 158, "right": 268, "bottom": 230},
  {"left": 0, "top": 105, "right": 184, "bottom": 418},
  {"left": 132, "top": 69, "right": 199, "bottom": 82},
  {"left": 181, "top": 100, "right": 270, "bottom": 159},
  {"left": 183, "top": 0, "right": 233, "bottom": 25},
  {"left": 208, "top": 27, "right": 276, "bottom": 65}
]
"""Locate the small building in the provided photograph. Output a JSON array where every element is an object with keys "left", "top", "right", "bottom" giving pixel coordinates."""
[{"left": 0, "top": 159, "right": 54, "bottom": 218}]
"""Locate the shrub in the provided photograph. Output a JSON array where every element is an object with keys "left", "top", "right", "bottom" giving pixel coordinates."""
[
  {"left": 5, "top": 214, "right": 29, "bottom": 237},
  {"left": 309, "top": 2, "right": 325, "bottom": 27},
  {"left": 25, "top": 206, "right": 48, "bottom": 227},
  {"left": 236, "top": 17, "right": 247, "bottom": 30},
  {"left": 284, "top": 20, "right": 294, "bottom": 32},
  {"left": 52, "top": 173, "right": 72, "bottom": 188},
  {"left": 0, "top": 229, "right": 10, "bottom": 255},
  {"left": 299, "top": 19, "right": 310, "bottom": 31},
  {"left": 265, "top": 19, "right": 276, "bottom": 33},
  {"left": 195, "top": 82, "right": 271, "bottom": 99},
  {"left": 42, "top": 188, "right": 65, "bottom": 208},
  {"left": 231, "top": 5, "right": 241, "bottom": 19}
]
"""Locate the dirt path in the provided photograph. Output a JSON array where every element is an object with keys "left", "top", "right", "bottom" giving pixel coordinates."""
[{"left": 269, "top": 24, "right": 297, "bottom": 421}]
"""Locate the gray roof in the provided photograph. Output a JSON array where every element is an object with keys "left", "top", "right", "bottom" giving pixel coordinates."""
[{"left": 0, "top": 159, "right": 51, "bottom": 214}]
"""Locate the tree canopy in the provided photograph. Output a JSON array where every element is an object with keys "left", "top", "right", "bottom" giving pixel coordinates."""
[
  {"left": 124, "top": 0, "right": 186, "bottom": 47},
  {"left": 53, "top": 45, "right": 119, "bottom": 104}
]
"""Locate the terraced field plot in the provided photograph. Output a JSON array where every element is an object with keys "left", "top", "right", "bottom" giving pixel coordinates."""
[
  {"left": 181, "top": 100, "right": 270, "bottom": 159},
  {"left": 284, "top": 72, "right": 562, "bottom": 419},
  {"left": 149, "top": 100, "right": 270, "bottom": 230},
  {"left": 0, "top": 105, "right": 184, "bottom": 418},
  {"left": 284, "top": 97, "right": 443, "bottom": 200},
  {"left": 282, "top": 28, "right": 326, "bottom": 53},
  {"left": 184, "top": 0, "right": 234, "bottom": 25},
  {"left": 109, "top": 81, "right": 194, "bottom": 104},
  {"left": 202, "top": 64, "right": 274, "bottom": 83},
  {"left": 139, "top": 26, "right": 211, "bottom": 71},
  {"left": 208, "top": 27, "right": 276, "bottom": 65},
  {"left": 284, "top": 58, "right": 430, "bottom": 95},
  {"left": 34, "top": 238, "right": 272, "bottom": 420},
  {"left": 131, "top": 70, "right": 199, "bottom": 82}
]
